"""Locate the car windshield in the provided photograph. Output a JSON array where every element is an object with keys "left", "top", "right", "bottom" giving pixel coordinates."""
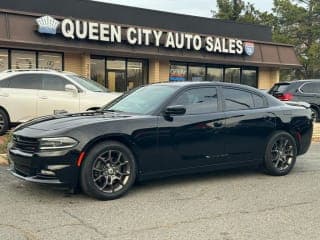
[
  {"left": 67, "top": 74, "right": 109, "bottom": 92},
  {"left": 104, "top": 85, "right": 177, "bottom": 114}
]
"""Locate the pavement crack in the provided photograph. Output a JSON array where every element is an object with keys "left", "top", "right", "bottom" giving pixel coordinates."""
[
  {"left": 62, "top": 209, "right": 107, "bottom": 238},
  {"left": 0, "top": 223, "right": 38, "bottom": 240},
  {"left": 107, "top": 200, "right": 317, "bottom": 238}
]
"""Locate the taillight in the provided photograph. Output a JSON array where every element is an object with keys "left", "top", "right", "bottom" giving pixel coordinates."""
[{"left": 277, "top": 93, "right": 293, "bottom": 101}]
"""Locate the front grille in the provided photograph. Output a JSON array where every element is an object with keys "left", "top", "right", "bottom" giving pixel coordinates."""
[{"left": 12, "top": 135, "right": 39, "bottom": 153}]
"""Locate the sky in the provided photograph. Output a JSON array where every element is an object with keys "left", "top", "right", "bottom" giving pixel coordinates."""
[{"left": 93, "top": 0, "right": 273, "bottom": 18}]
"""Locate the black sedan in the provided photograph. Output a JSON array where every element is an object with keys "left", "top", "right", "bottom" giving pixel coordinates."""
[{"left": 8, "top": 82, "right": 313, "bottom": 200}]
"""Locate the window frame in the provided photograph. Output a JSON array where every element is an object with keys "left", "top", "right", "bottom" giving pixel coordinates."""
[
  {"left": 221, "top": 87, "right": 268, "bottom": 112},
  {"left": 41, "top": 74, "right": 71, "bottom": 92},
  {"left": 6, "top": 73, "right": 43, "bottom": 90},
  {"left": 299, "top": 82, "right": 320, "bottom": 95},
  {"left": 166, "top": 86, "right": 223, "bottom": 115}
]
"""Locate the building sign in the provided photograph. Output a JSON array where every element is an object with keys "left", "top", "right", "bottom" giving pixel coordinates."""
[{"left": 36, "top": 16, "right": 255, "bottom": 56}]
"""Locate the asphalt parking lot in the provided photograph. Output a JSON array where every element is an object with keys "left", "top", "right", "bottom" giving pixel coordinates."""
[{"left": 0, "top": 143, "right": 319, "bottom": 240}]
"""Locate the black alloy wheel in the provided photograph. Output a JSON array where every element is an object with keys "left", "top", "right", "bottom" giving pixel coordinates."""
[
  {"left": 0, "top": 109, "right": 9, "bottom": 136},
  {"left": 263, "top": 132, "right": 297, "bottom": 176},
  {"left": 80, "top": 141, "right": 136, "bottom": 200}
]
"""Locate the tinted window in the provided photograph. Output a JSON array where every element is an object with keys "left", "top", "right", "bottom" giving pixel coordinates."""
[
  {"left": 42, "top": 75, "right": 69, "bottom": 91},
  {"left": 8, "top": 74, "right": 42, "bottom": 90},
  {"left": 300, "top": 82, "right": 320, "bottom": 94},
  {"left": 0, "top": 79, "right": 9, "bottom": 88},
  {"left": 269, "top": 83, "right": 289, "bottom": 94},
  {"left": 223, "top": 88, "right": 254, "bottom": 111},
  {"left": 252, "top": 94, "right": 265, "bottom": 108},
  {"left": 172, "top": 87, "right": 218, "bottom": 114}
]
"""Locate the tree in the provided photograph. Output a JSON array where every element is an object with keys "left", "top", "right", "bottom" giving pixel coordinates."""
[
  {"left": 212, "top": 0, "right": 262, "bottom": 24},
  {"left": 272, "top": 0, "right": 320, "bottom": 79},
  {"left": 213, "top": 0, "right": 320, "bottom": 80}
]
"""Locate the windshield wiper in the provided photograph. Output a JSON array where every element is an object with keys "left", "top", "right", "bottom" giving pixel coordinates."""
[{"left": 103, "top": 109, "right": 124, "bottom": 113}]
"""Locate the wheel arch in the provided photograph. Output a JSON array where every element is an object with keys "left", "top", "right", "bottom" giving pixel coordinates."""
[
  {"left": 80, "top": 134, "right": 141, "bottom": 169},
  {"left": 0, "top": 105, "right": 10, "bottom": 123}
]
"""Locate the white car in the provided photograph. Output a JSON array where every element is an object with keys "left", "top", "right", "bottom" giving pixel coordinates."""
[{"left": 0, "top": 69, "right": 122, "bottom": 135}]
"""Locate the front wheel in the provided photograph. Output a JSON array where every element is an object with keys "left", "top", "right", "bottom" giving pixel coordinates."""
[
  {"left": 80, "top": 141, "right": 137, "bottom": 200},
  {"left": 263, "top": 132, "right": 297, "bottom": 176}
]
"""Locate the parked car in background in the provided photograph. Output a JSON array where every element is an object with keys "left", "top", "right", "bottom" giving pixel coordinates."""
[
  {"left": 0, "top": 69, "right": 122, "bottom": 135},
  {"left": 8, "top": 82, "right": 313, "bottom": 200},
  {"left": 268, "top": 80, "right": 320, "bottom": 122}
]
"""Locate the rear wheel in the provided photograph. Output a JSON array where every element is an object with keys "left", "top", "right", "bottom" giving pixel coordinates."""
[
  {"left": 263, "top": 132, "right": 297, "bottom": 176},
  {"left": 0, "top": 109, "right": 9, "bottom": 136},
  {"left": 80, "top": 141, "right": 136, "bottom": 200}
]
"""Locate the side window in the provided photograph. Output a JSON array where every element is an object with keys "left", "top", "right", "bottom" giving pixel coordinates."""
[
  {"left": 172, "top": 87, "right": 218, "bottom": 114},
  {"left": 301, "top": 82, "right": 320, "bottom": 94},
  {"left": 0, "top": 79, "right": 10, "bottom": 88},
  {"left": 42, "top": 75, "right": 69, "bottom": 91},
  {"left": 8, "top": 74, "right": 42, "bottom": 90},
  {"left": 252, "top": 94, "right": 265, "bottom": 108},
  {"left": 222, "top": 88, "right": 254, "bottom": 111}
]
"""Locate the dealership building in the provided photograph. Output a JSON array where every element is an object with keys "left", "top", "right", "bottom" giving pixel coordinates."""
[{"left": 0, "top": 0, "right": 300, "bottom": 92}]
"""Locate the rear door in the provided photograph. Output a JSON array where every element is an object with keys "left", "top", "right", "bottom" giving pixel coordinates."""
[
  {"left": 37, "top": 74, "right": 80, "bottom": 117},
  {"left": 222, "top": 87, "right": 276, "bottom": 162},
  {"left": 154, "top": 86, "right": 227, "bottom": 173},
  {"left": 296, "top": 82, "right": 320, "bottom": 106},
  {"left": 0, "top": 74, "right": 41, "bottom": 122}
]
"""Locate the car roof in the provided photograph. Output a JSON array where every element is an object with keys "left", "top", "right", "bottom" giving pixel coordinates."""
[
  {"left": 153, "top": 81, "right": 260, "bottom": 92},
  {"left": 276, "top": 79, "right": 320, "bottom": 85},
  {"left": 0, "top": 69, "right": 77, "bottom": 80}
]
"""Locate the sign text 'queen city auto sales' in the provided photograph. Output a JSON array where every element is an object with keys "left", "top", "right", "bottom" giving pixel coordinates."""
[{"left": 36, "top": 16, "right": 255, "bottom": 56}]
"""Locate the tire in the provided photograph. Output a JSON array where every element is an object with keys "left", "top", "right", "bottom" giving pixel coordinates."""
[
  {"left": 0, "top": 109, "right": 9, "bottom": 136},
  {"left": 311, "top": 107, "right": 319, "bottom": 122},
  {"left": 80, "top": 141, "right": 137, "bottom": 200},
  {"left": 263, "top": 131, "right": 297, "bottom": 176}
]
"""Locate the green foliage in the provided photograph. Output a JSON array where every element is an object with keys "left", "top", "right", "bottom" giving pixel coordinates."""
[{"left": 213, "top": 0, "right": 320, "bottom": 80}]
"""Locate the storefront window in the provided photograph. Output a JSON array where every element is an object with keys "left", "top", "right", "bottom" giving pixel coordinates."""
[
  {"left": 91, "top": 58, "right": 105, "bottom": 87},
  {"left": 38, "top": 52, "right": 63, "bottom": 71},
  {"left": 90, "top": 57, "right": 148, "bottom": 92},
  {"left": 107, "top": 59, "right": 126, "bottom": 92},
  {"left": 127, "top": 61, "right": 143, "bottom": 90},
  {"left": 11, "top": 50, "right": 36, "bottom": 69},
  {"left": 0, "top": 49, "right": 8, "bottom": 72},
  {"left": 170, "top": 64, "right": 187, "bottom": 81},
  {"left": 225, "top": 68, "right": 241, "bottom": 84},
  {"left": 188, "top": 66, "right": 206, "bottom": 81},
  {"left": 207, "top": 67, "right": 223, "bottom": 81},
  {"left": 242, "top": 69, "right": 257, "bottom": 87}
]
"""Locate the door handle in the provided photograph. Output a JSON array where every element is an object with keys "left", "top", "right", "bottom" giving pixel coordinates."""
[
  {"left": 39, "top": 96, "right": 48, "bottom": 100},
  {"left": 0, "top": 93, "right": 9, "bottom": 97}
]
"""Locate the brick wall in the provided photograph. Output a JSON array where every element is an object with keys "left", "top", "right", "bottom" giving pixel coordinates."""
[
  {"left": 64, "top": 53, "right": 90, "bottom": 77},
  {"left": 258, "top": 68, "right": 279, "bottom": 90}
]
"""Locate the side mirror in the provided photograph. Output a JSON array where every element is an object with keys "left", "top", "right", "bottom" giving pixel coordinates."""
[
  {"left": 165, "top": 105, "right": 186, "bottom": 116},
  {"left": 65, "top": 84, "right": 78, "bottom": 94}
]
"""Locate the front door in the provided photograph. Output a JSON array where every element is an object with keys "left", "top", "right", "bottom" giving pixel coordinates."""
[
  {"left": 37, "top": 74, "right": 80, "bottom": 116},
  {"left": 154, "top": 87, "right": 227, "bottom": 173},
  {"left": 107, "top": 71, "right": 126, "bottom": 92}
]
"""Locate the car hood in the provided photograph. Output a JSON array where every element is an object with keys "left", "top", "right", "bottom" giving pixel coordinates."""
[{"left": 14, "top": 111, "right": 138, "bottom": 131}]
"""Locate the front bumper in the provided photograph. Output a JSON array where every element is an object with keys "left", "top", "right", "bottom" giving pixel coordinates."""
[{"left": 8, "top": 147, "right": 80, "bottom": 187}]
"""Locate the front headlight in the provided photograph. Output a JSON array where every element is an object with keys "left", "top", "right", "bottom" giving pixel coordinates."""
[{"left": 39, "top": 137, "right": 78, "bottom": 150}]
